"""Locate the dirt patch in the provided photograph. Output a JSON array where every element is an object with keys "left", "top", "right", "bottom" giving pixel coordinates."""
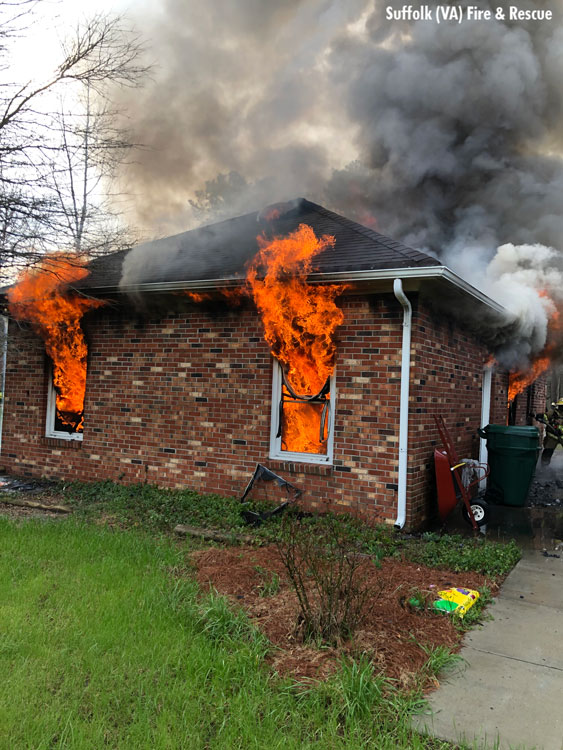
[{"left": 192, "top": 544, "right": 497, "bottom": 687}]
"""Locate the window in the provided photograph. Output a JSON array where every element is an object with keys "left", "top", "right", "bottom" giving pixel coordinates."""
[
  {"left": 269, "top": 359, "right": 335, "bottom": 464},
  {"left": 45, "top": 367, "right": 84, "bottom": 441}
]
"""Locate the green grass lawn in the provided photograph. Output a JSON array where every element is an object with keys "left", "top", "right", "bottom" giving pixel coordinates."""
[{"left": 0, "top": 517, "right": 457, "bottom": 750}]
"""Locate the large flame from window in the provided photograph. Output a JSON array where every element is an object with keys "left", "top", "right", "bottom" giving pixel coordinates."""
[
  {"left": 508, "top": 292, "right": 561, "bottom": 403},
  {"left": 246, "top": 223, "right": 345, "bottom": 453},
  {"left": 7, "top": 255, "right": 105, "bottom": 431},
  {"left": 508, "top": 356, "right": 551, "bottom": 403}
]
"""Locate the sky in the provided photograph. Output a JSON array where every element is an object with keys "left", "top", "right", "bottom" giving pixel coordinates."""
[
  {"left": 9, "top": 0, "right": 161, "bottom": 91},
  {"left": 11, "top": 0, "right": 135, "bottom": 78}
]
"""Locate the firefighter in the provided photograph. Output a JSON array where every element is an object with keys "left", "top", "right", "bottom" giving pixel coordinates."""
[{"left": 535, "top": 399, "right": 563, "bottom": 466}]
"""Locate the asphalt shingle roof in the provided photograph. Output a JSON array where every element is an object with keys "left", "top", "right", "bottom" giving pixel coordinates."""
[{"left": 79, "top": 197, "right": 440, "bottom": 291}]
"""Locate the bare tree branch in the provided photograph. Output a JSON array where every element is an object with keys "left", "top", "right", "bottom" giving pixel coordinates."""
[{"left": 0, "top": 4, "right": 149, "bottom": 283}]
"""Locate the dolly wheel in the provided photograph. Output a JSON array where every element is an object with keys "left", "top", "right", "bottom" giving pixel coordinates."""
[{"left": 462, "top": 499, "right": 488, "bottom": 527}]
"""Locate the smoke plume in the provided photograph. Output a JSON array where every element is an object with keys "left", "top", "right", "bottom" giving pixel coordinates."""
[
  {"left": 116, "top": 0, "right": 365, "bottom": 233},
  {"left": 116, "top": 0, "right": 563, "bottom": 369}
]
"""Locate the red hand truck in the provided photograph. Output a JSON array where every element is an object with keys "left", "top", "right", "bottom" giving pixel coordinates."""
[{"left": 433, "top": 415, "right": 490, "bottom": 531}]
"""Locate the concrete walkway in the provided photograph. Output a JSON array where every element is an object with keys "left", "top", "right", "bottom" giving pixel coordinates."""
[{"left": 413, "top": 549, "right": 563, "bottom": 750}]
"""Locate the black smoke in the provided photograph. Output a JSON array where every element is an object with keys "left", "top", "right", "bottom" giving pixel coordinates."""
[{"left": 116, "top": 0, "right": 563, "bottom": 367}]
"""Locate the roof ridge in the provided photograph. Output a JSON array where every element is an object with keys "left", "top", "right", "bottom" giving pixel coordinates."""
[{"left": 299, "top": 198, "right": 436, "bottom": 265}]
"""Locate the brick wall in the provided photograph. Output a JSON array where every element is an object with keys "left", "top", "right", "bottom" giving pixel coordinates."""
[
  {"left": 2, "top": 296, "right": 404, "bottom": 523},
  {"left": 0, "top": 292, "right": 505, "bottom": 529},
  {"left": 406, "top": 300, "right": 493, "bottom": 528},
  {"left": 491, "top": 369, "right": 509, "bottom": 425}
]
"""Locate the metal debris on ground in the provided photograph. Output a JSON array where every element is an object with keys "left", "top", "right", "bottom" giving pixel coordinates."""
[
  {"left": 0, "top": 475, "right": 58, "bottom": 495},
  {"left": 240, "top": 464, "right": 302, "bottom": 526},
  {"left": 0, "top": 475, "right": 70, "bottom": 516}
]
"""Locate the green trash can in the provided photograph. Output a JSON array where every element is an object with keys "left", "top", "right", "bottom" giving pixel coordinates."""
[{"left": 478, "top": 424, "right": 540, "bottom": 507}]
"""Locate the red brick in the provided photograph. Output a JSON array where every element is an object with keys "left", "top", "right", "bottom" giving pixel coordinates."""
[{"left": 1, "top": 293, "right": 528, "bottom": 529}]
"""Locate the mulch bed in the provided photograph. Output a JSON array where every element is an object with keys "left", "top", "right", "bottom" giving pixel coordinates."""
[{"left": 192, "top": 544, "right": 498, "bottom": 688}]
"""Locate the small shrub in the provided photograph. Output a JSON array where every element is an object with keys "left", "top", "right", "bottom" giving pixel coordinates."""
[{"left": 275, "top": 513, "right": 380, "bottom": 645}]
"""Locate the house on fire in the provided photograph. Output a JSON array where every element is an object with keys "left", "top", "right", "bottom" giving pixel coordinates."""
[{"left": 0, "top": 198, "right": 545, "bottom": 529}]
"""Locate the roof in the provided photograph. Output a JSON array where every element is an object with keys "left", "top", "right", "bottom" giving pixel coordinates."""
[
  {"left": 0, "top": 197, "right": 508, "bottom": 334},
  {"left": 78, "top": 198, "right": 441, "bottom": 292}
]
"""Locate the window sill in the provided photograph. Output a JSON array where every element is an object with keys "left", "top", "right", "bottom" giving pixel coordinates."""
[
  {"left": 43, "top": 437, "right": 83, "bottom": 449},
  {"left": 267, "top": 459, "right": 333, "bottom": 477}
]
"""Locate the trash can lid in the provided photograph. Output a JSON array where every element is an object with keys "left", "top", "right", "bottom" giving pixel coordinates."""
[{"left": 481, "top": 424, "right": 539, "bottom": 436}]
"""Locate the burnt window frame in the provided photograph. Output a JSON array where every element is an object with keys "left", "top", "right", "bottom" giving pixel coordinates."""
[
  {"left": 45, "top": 363, "right": 84, "bottom": 441},
  {"left": 269, "top": 358, "right": 335, "bottom": 465}
]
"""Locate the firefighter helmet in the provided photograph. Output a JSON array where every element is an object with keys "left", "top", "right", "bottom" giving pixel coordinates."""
[{"left": 553, "top": 399, "right": 563, "bottom": 412}]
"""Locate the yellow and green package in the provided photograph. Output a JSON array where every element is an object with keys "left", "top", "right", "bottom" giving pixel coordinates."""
[{"left": 433, "top": 587, "right": 479, "bottom": 617}]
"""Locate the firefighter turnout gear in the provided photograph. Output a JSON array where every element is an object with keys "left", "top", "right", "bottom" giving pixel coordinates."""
[{"left": 535, "top": 404, "right": 563, "bottom": 465}]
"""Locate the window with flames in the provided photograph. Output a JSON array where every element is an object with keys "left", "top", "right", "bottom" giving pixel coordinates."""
[
  {"left": 45, "top": 358, "right": 88, "bottom": 441},
  {"left": 270, "top": 361, "right": 335, "bottom": 463}
]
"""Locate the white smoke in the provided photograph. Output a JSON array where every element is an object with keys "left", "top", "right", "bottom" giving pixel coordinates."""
[{"left": 481, "top": 243, "right": 563, "bottom": 368}]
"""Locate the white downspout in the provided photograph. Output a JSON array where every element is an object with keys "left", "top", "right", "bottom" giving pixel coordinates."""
[
  {"left": 479, "top": 364, "right": 493, "bottom": 489},
  {"left": 393, "top": 279, "right": 412, "bottom": 529}
]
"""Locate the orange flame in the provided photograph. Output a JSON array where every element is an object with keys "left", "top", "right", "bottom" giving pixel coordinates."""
[
  {"left": 7, "top": 255, "right": 105, "bottom": 431},
  {"left": 357, "top": 210, "right": 378, "bottom": 230},
  {"left": 185, "top": 291, "right": 211, "bottom": 303},
  {"left": 508, "top": 356, "right": 551, "bottom": 403},
  {"left": 280, "top": 392, "right": 330, "bottom": 454},
  {"left": 246, "top": 223, "right": 345, "bottom": 453},
  {"left": 262, "top": 207, "right": 281, "bottom": 221},
  {"left": 507, "top": 288, "right": 559, "bottom": 404},
  {"left": 185, "top": 288, "right": 245, "bottom": 306},
  {"left": 485, "top": 354, "right": 497, "bottom": 368}
]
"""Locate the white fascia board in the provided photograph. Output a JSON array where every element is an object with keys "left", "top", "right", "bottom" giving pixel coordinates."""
[
  {"left": 307, "top": 266, "right": 506, "bottom": 315},
  {"left": 112, "top": 265, "right": 505, "bottom": 316}
]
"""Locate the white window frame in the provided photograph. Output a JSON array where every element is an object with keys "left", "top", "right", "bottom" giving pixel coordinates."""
[
  {"left": 269, "top": 359, "right": 335, "bottom": 465},
  {"left": 45, "top": 367, "right": 84, "bottom": 441}
]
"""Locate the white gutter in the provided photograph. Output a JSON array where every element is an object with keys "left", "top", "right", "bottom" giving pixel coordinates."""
[
  {"left": 479, "top": 364, "right": 493, "bottom": 489},
  {"left": 393, "top": 278, "right": 412, "bottom": 530},
  {"left": 109, "top": 265, "right": 506, "bottom": 315},
  {"left": 311, "top": 266, "right": 506, "bottom": 314}
]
